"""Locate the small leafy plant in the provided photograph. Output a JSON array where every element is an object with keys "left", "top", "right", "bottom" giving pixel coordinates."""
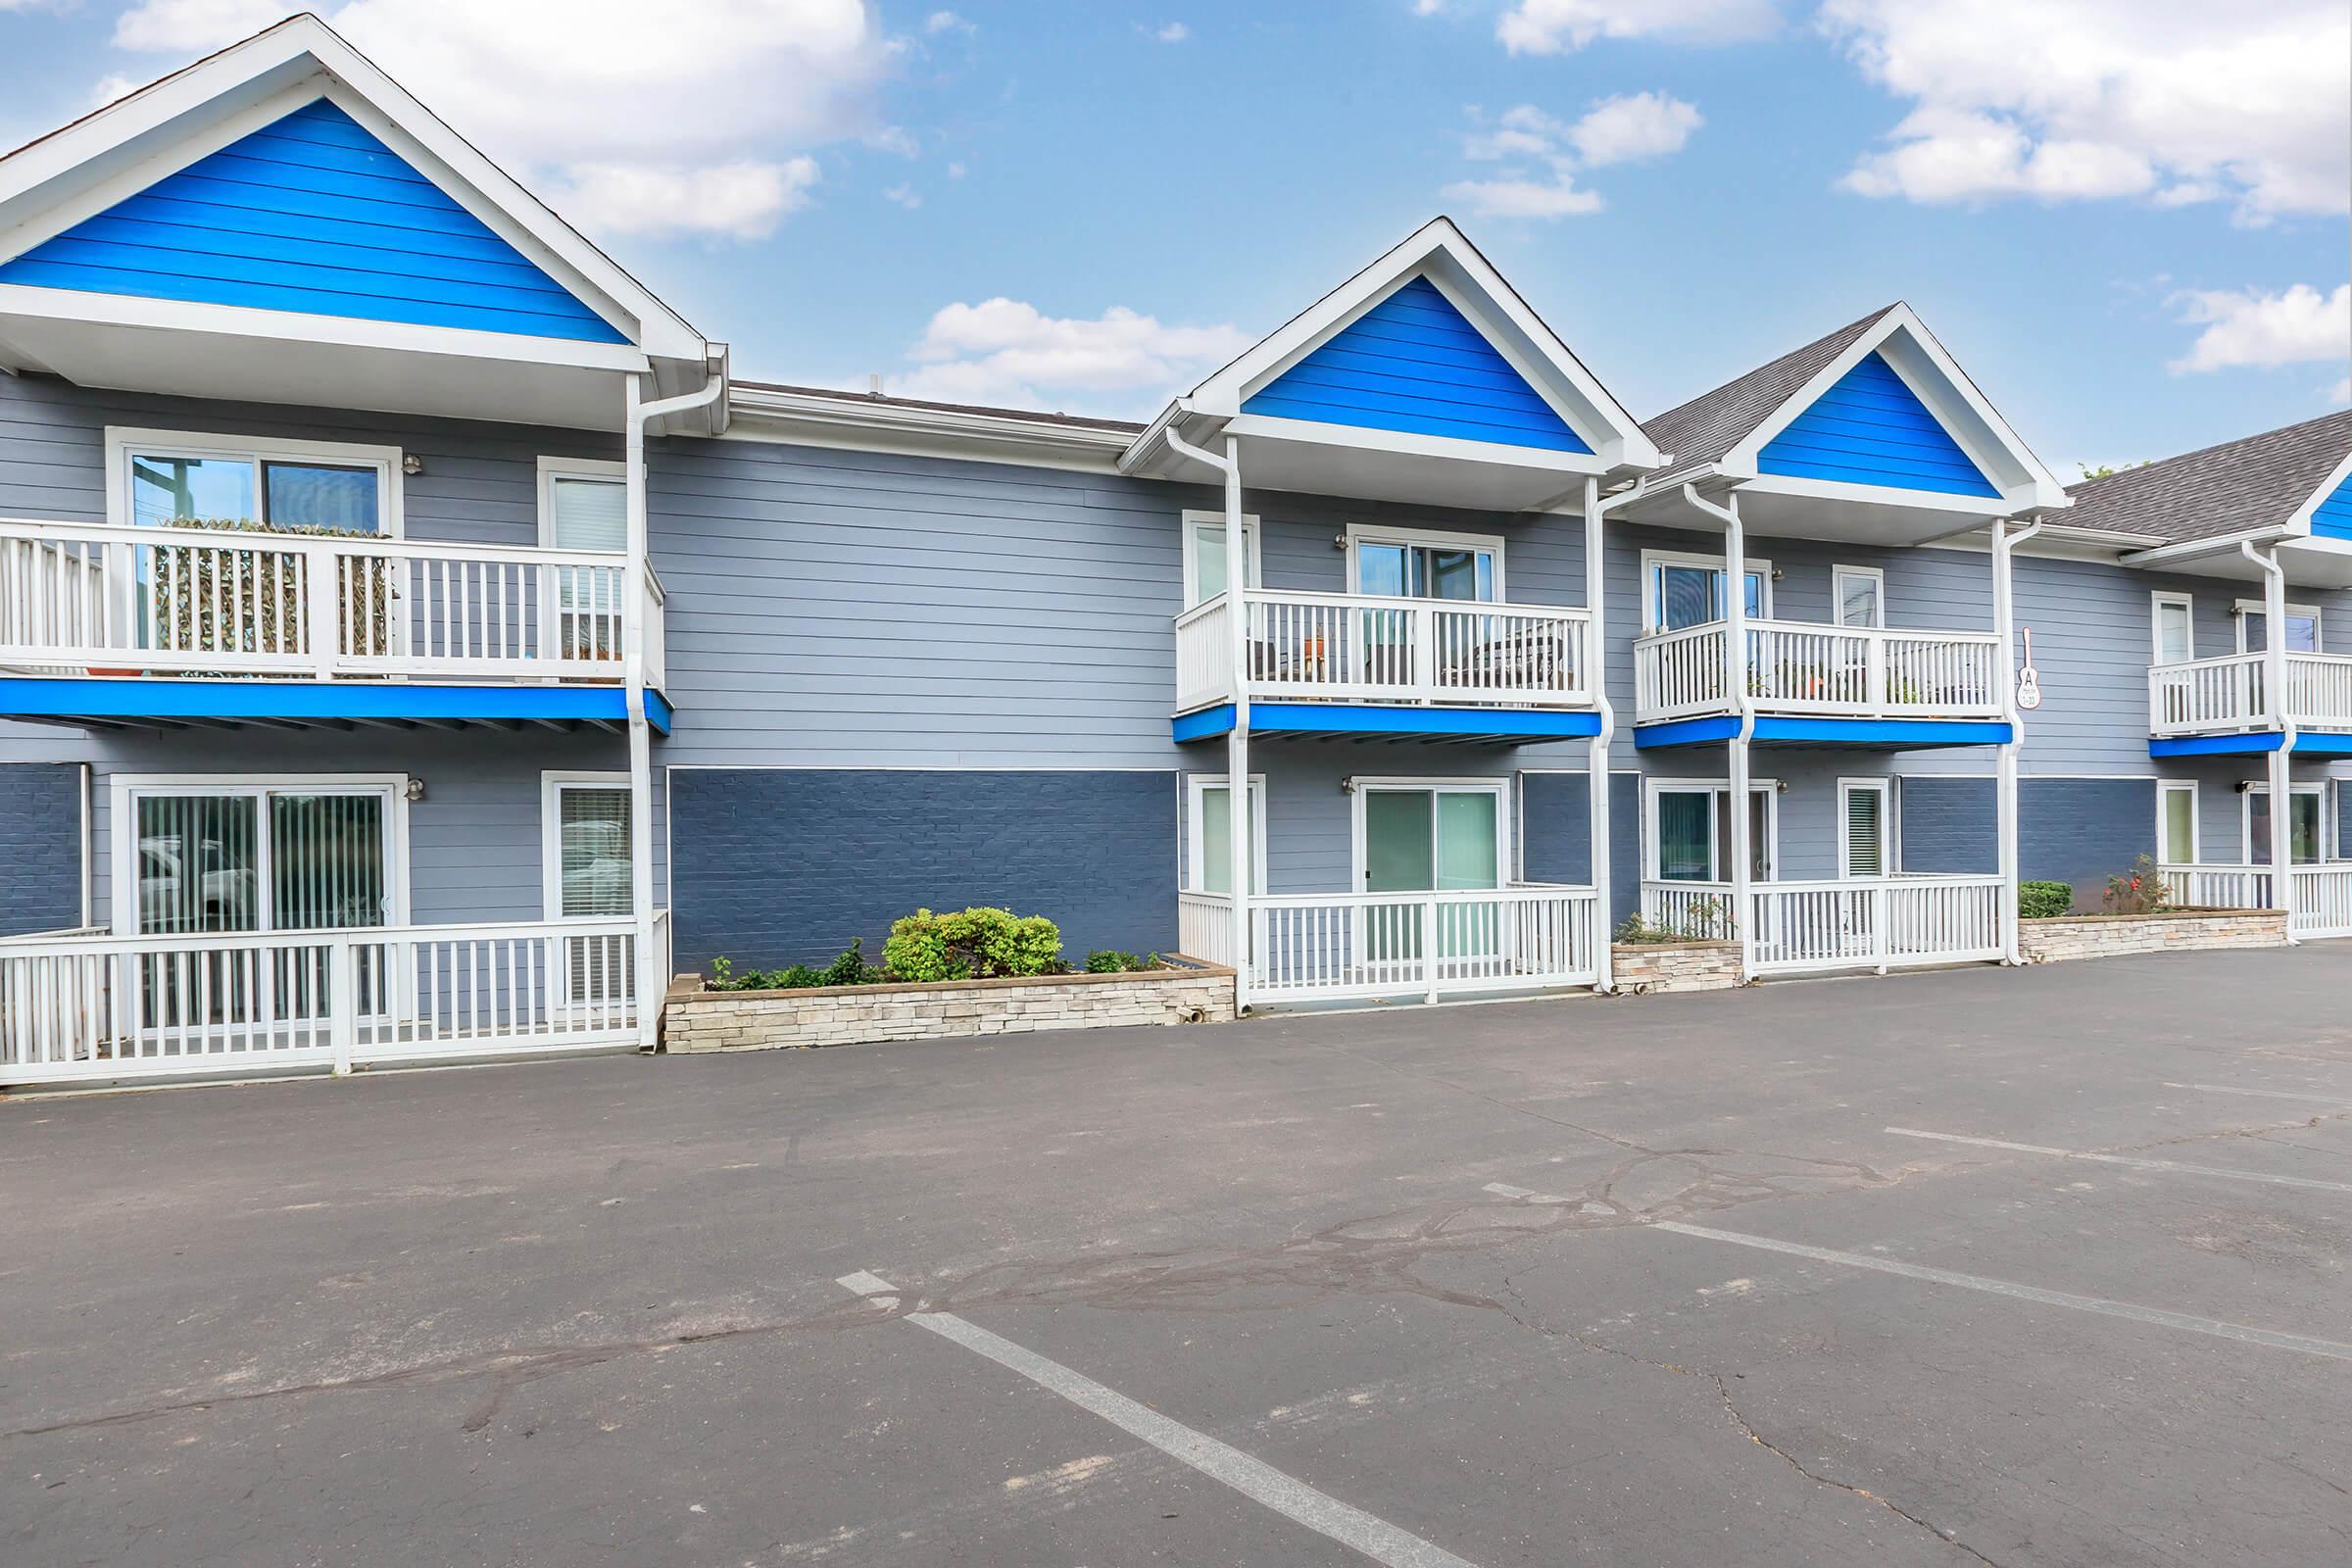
[
  {"left": 883, "top": 906, "right": 1064, "bottom": 983},
  {"left": 1614, "top": 898, "right": 1729, "bottom": 945},
  {"left": 2018, "top": 881, "right": 2074, "bottom": 919},
  {"left": 157, "top": 517, "right": 394, "bottom": 659},
  {"left": 2100, "top": 855, "right": 2170, "bottom": 916},
  {"left": 1084, "top": 950, "right": 1163, "bottom": 973},
  {"left": 706, "top": 939, "right": 879, "bottom": 992}
]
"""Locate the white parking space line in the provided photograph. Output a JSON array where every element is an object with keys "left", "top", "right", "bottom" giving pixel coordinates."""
[
  {"left": 836, "top": 1271, "right": 1480, "bottom": 1568},
  {"left": 2165, "top": 1082, "right": 2352, "bottom": 1107},
  {"left": 1645, "top": 1223, "right": 2352, "bottom": 1364},
  {"left": 1885, "top": 1128, "right": 2352, "bottom": 1195}
]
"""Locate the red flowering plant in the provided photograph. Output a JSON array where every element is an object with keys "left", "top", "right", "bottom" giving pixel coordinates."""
[{"left": 2101, "top": 854, "right": 2170, "bottom": 916}]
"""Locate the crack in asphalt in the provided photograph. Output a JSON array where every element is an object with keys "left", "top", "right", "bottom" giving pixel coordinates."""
[{"left": 1486, "top": 1261, "right": 2007, "bottom": 1568}]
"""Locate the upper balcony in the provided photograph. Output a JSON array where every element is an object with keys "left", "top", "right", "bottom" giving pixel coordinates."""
[
  {"left": 1633, "top": 618, "right": 2008, "bottom": 746},
  {"left": 1173, "top": 588, "right": 1599, "bottom": 744},
  {"left": 2148, "top": 652, "right": 2352, "bottom": 757},
  {"left": 0, "top": 519, "right": 666, "bottom": 732}
]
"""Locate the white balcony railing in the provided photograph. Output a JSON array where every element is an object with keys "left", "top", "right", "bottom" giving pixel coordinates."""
[
  {"left": 1641, "top": 874, "right": 2006, "bottom": 974},
  {"left": 0, "top": 518, "right": 660, "bottom": 685},
  {"left": 1174, "top": 589, "right": 1593, "bottom": 712},
  {"left": 0, "top": 918, "right": 648, "bottom": 1085},
  {"left": 1176, "top": 891, "right": 1237, "bottom": 967},
  {"left": 2160, "top": 862, "right": 2352, "bottom": 939},
  {"left": 1243, "top": 884, "right": 1600, "bottom": 1003},
  {"left": 1635, "top": 619, "right": 2004, "bottom": 724},
  {"left": 2149, "top": 652, "right": 2352, "bottom": 736}
]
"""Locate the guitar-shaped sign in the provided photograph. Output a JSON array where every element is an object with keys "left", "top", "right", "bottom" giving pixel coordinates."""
[{"left": 2016, "top": 626, "right": 2043, "bottom": 711}]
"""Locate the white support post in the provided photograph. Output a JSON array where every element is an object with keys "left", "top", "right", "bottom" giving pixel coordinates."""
[
  {"left": 328, "top": 937, "right": 356, "bottom": 1076},
  {"left": 2255, "top": 543, "right": 2299, "bottom": 940},
  {"left": 622, "top": 376, "right": 661, "bottom": 1048},
  {"left": 1724, "top": 492, "right": 1754, "bottom": 980},
  {"left": 1222, "top": 435, "right": 1252, "bottom": 1012},
  {"left": 1991, "top": 516, "right": 2029, "bottom": 964},
  {"left": 1583, "top": 477, "right": 1616, "bottom": 993},
  {"left": 306, "top": 537, "right": 338, "bottom": 679}
]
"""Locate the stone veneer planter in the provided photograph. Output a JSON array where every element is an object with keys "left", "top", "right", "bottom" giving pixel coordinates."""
[
  {"left": 2019, "top": 907, "right": 2287, "bottom": 963},
  {"left": 662, "top": 962, "right": 1238, "bottom": 1054},
  {"left": 1611, "top": 940, "right": 1744, "bottom": 995}
]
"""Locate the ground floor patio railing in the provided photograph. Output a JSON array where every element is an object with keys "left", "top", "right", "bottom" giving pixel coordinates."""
[
  {"left": 2160, "top": 862, "right": 2352, "bottom": 940},
  {"left": 1239, "top": 884, "right": 1600, "bottom": 1004},
  {"left": 1642, "top": 875, "right": 2007, "bottom": 974},
  {"left": 0, "top": 917, "right": 650, "bottom": 1085}
]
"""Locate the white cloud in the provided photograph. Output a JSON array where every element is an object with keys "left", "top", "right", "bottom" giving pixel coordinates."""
[
  {"left": 2330, "top": 377, "right": 2351, "bottom": 406},
  {"left": 1445, "top": 95, "right": 1700, "bottom": 219},
  {"left": 1496, "top": 0, "right": 1777, "bottom": 56},
  {"left": 1152, "top": 22, "right": 1190, "bottom": 43},
  {"left": 1566, "top": 91, "right": 1704, "bottom": 166},
  {"left": 108, "top": 0, "right": 898, "bottom": 241},
  {"left": 1822, "top": 0, "right": 2351, "bottom": 221},
  {"left": 922, "top": 10, "right": 972, "bottom": 32},
  {"left": 2166, "top": 283, "right": 2352, "bottom": 376},
  {"left": 549, "top": 158, "right": 819, "bottom": 242},
  {"left": 895, "top": 298, "right": 1250, "bottom": 411},
  {"left": 882, "top": 182, "right": 921, "bottom": 210}
]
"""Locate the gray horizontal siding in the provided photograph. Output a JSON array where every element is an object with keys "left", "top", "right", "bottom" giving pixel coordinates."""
[{"left": 0, "top": 370, "right": 615, "bottom": 547}]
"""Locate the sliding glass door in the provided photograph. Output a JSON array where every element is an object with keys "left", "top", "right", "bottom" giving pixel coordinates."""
[{"left": 1361, "top": 784, "right": 1502, "bottom": 967}]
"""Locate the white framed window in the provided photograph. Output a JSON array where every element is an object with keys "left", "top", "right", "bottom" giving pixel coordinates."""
[
  {"left": 1181, "top": 509, "right": 1261, "bottom": 608},
  {"left": 1641, "top": 548, "right": 1771, "bottom": 633},
  {"left": 1832, "top": 565, "right": 1886, "bottom": 629},
  {"left": 537, "top": 457, "right": 627, "bottom": 552},
  {"left": 1642, "top": 776, "right": 1778, "bottom": 883},
  {"left": 110, "top": 774, "right": 411, "bottom": 937},
  {"left": 542, "top": 773, "right": 634, "bottom": 919},
  {"left": 105, "top": 427, "right": 402, "bottom": 535},
  {"left": 2157, "top": 780, "right": 2198, "bottom": 865},
  {"left": 1185, "top": 773, "right": 1267, "bottom": 896},
  {"left": 1346, "top": 523, "right": 1503, "bottom": 602},
  {"left": 1838, "top": 777, "right": 1890, "bottom": 878},
  {"left": 2234, "top": 599, "right": 2322, "bottom": 655},
  {"left": 1350, "top": 778, "right": 1509, "bottom": 895},
  {"left": 2150, "top": 592, "right": 2194, "bottom": 665},
  {"left": 2243, "top": 782, "right": 2325, "bottom": 867}
]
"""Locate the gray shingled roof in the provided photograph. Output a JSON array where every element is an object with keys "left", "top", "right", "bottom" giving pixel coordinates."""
[
  {"left": 2065, "top": 410, "right": 2352, "bottom": 547},
  {"left": 732, "top": 379, "right": 1146, "bottom": 433},
  {"left": 1640, "top": 306, "right": 1899, "bottom": 488}
]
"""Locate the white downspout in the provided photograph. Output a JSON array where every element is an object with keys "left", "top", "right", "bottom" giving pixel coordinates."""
[
  {"left": 625, "top": 370, "right": 725, "bottom": 1049},
  {"left": 1164, "top": 428, "right": 1251, "bottom": 1013},
  {"left": 2244, "top": 539, "right": 2300, "bottom": 942},
  {"left": 1991, "top": 515, "right": 2043, "bottom": 964},
  {"left": 1681, "top": 484, "right": 1754, "bottom": 982}
]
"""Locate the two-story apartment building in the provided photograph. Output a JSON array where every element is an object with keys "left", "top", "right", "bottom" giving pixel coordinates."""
[{"left": 0, "top": 18, "right": 2345, "bottom": 1085}]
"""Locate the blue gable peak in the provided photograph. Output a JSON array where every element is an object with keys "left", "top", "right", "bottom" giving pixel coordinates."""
[
  {"left": 0, "top": 99, "right": 628, "bottom": 345},
  {"left": 1242, "top": 275, "right": 1592, "bottom": 454},
  {"left": 1757, "top": 349, "right": 1999, "bottom": 498},
  {"left": 2310, "top": 468, "right": 2352, "bottom": 541}
]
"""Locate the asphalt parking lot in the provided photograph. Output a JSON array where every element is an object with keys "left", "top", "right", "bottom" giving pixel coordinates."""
[{"left": 5, "top": 944, "right": 2350, "bottom": 1567}]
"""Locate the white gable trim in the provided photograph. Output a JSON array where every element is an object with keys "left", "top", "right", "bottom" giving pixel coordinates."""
[
  {"left": 2284, "top": 446, "right": 2352, "bottom": 537},
  {"left": 1168, "top": 217, "right": 1660, "bottom": 469},
  {"left": 1722, "top": 304, "right": 2067, "bottom": 514},
  {"left": 0, "top": 15, "right": 706, "bottom": 365}
]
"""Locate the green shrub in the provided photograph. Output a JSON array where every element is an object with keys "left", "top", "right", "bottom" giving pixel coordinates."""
[
  {"left": 159, "top": 517, "right": 392, "bottom": 658},
  {"left": 884, "top": 906, "right": 1063, "bottom": 982},
  {"left": 1084, "top": 950, "right": 1161, "bottom": 973},
  {"left": 706, "top": 942, "right": 874, "bottom": 992},
  {"left": 1613, "top": 897, "right": 1729, "bottom": 945},
  {"left": 2018, "top": 880, "right": 2074, "bottom": 919}
]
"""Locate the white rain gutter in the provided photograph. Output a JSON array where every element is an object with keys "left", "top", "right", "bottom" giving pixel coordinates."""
[
  {"left": 624, "top": 366, "right": 727, "bottom": 1049},
  {"left": 2243, "top": 538, "right": 2300, "bottom": 943},
  {"left": 1163, "top": 425, "right": 1252, "bottom": 1012}
]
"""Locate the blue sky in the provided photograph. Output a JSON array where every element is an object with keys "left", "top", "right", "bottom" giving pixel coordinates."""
[{"left": 2, "top": 1, "right": 2346, "bottom": 474}]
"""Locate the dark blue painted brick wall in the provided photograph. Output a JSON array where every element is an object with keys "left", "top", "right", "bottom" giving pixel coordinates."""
[
  {"left": 0, "top": 762, "right": 80, "bottom": 935},
  {"left": 1901, "top": 775, "right": 2154, "bottom": 910},
  {"left": 1521, "top": 772, "right": 1640, "bottom": 927},
  {"left": 668, "top": 768, "right": 1177, "bottom": 970}
]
